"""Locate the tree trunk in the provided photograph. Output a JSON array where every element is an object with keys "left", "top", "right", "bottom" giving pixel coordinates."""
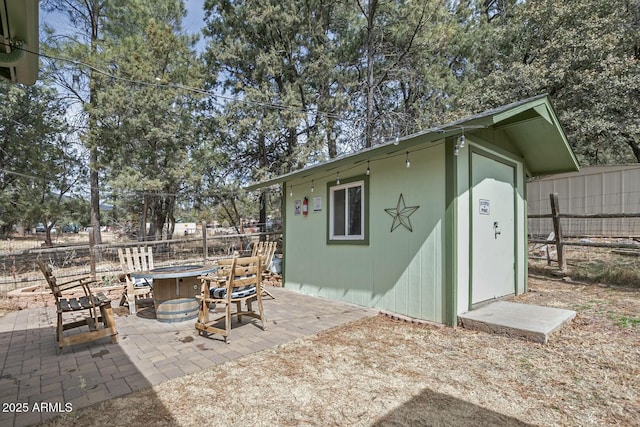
[
  {"left": 166, "top": 195, "right": 176, "bottom": 239},
  {"left": 44, "top": 227, "right": 53, "bottom": 247},
  {"left": 88, "top": 0, "right": 102, "bottom": 245},
  {"left": 628, "top": 139, "right": 640, "bottom": 163},
  {"left": 258, "top": 131, "right": 268, "bottom": 233},
  {"left": 139, "top": 195, "right": 148, "bottom": 241},
  {"left": 150, "top": 200, "right": 164, "bottom": 241},
  {"left": 364, "top": 0, "right": 378, "bottom": 148},
  {"left": 259, "top": 191, "right": 267, "bottom": 238},
  {"left": 326, "top": 114, "right": 337, "bottom": 158},
  {"left": 89, "top": 144, "right": 102, "bottom": 244}
]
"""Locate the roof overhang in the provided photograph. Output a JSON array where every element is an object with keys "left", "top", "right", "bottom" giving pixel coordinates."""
[
  {"left": 490, "top": 98, "right": 580, "bottom": 176},
  {"left": 0, "top": 0, "right": 39, "bottom": 85},
  {"left": 247, "top": 94, "right": 580, "bottom": 191}
]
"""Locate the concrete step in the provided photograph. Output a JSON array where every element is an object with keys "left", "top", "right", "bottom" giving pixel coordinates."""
[{"left": 458, "top": 301, "right": 576, "bottom": 344}]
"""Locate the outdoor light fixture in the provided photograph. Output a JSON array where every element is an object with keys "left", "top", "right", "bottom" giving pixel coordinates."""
[
  {"left": 289, "top": 187, "right": 293, "bottom": 197},
  {"left": 454, "top": 144, "right": 460, "bottom": 156},
  {"left": 458, "top": 133, "right": 465, "bottom": 149},
  {"left": 405, "top": 151, "right": 410, "bottom": 168},
  {"left": 366, "top": 160, "right": 370, "bottom": 176},
  {"left": 311, "top": 180, "right": 315, "bottom": 192},
  {"left": 336, "top": 172, "right": 340, "bottom": 185}
]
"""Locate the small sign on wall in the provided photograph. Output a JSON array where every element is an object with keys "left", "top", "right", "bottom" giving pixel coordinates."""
[
  {"left": 313, "top": 196, "right": 322, "bottom": 211},
  {"left": 294, "top": 200, "right": 302, "bottom": 216},
  {"left": 479, "top": 199, "right": 490, "bottom": 215}
]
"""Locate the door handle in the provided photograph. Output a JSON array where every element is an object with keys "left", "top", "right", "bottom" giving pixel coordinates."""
[{"left": 493, "top": 221, "right": 501, "bottom": 239}]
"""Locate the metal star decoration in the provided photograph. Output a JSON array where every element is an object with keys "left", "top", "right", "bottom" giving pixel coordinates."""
[{"left": 385, "top": 194, "right": 420, "bottom": 232}]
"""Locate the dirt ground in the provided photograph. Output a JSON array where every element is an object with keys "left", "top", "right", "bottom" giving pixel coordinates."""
[{"left": 2, "top": 275, "right": 627, "bottom": 426}]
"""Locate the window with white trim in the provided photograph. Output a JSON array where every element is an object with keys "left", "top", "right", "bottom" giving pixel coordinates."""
[{"left": 328, "top": 177, "right": 368, "bottom": 244}]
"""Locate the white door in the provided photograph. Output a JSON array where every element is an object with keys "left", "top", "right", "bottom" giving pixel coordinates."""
[{"left": 471, "top": 153, "right": 516, "bottom": 305}]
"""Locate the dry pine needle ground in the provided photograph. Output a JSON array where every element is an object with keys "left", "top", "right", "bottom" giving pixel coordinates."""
[{"left": 27, "top": 277, "right": 640, "bottom": 426}]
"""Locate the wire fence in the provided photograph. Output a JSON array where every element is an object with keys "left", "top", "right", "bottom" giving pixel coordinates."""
[
  {"left": 528, "top": 215, "right": 640, "bottom": 239},
  {"left": 0, "top": 230, "right": 282, "bottom": 295},
  {"left": 528, "top": 193, "right": 640, "bottom": 272},
  {"left": 528, "top": 187, "right": 640, "bottom": 238}
]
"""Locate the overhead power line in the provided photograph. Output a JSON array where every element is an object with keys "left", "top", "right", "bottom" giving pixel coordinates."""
[{"left": 1, "top": 41, "right": 345, "bottom": 121}]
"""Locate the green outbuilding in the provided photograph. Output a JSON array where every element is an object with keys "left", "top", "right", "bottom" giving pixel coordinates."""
[{"left": 248, "top": 94, "right": 579, "bottom": 326}]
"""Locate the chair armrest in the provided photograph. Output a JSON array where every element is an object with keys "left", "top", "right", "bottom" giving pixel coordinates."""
[
  {"left": 198, "top": 275, "right": 227, "bottom": 284},
  {"left": 198, "top": 276, "right": 229, "bottom": 298},
  {"left": 58, "top": 277, "right": 104, "bottom": 305},
  {"left": 57, "top": 277, "right": 99, "bottom": 293},
  {"left": 84, "top": 284, "right": 99, "bottom": 306},
  {"left": 56, "top": 275, "right": 92, "bottom": 287},
  {"left": 198, "top": 276, "right": 220, "bottom": 291}
]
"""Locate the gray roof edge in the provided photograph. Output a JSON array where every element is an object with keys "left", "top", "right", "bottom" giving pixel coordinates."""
[{"left": 246, "top": 94, "right": 553, "bottom": 191}]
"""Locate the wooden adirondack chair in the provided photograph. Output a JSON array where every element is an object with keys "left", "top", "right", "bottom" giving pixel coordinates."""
[
  {"left": 195, "top": 256, "right": 266, "bottom": 343},
  {"left": 251, "top": 240, "right": 277, "bottom": 299},
  {"left": 37, "top": 261, "right": 118, "bottom": 353},
  {"left": 118, "top": 247, "right": 154, "bottom": 314}
]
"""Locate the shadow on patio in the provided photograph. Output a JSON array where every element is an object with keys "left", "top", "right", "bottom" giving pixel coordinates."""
[{"left": 0, "top": 287, "right": 376, "bottom": 426}]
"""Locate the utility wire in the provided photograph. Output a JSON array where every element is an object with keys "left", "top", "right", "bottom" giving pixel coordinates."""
[{"left": 1, "top": 41, "right": 346, "bottom": 121}]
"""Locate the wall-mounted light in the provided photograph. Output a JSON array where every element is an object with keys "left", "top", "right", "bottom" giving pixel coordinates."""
[
  {"left": 336, "top": 172, "right": 340, "bottom": 185},
  {"left": 289, "top": 187, "right": 293, "bottom": 197},
  {"left": 311, "top": 180, "right": 315, "bottom": 193},
  {"left": 454, "top": 144, "right": 460, "bottom": 156},
  {"left": 366, "top": 160, "right": 370, "bottom": 176},
  {"left": 405, "top": 151, "right": 411, "bottom": 168}
]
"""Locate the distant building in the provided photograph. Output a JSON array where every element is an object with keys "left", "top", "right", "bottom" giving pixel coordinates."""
[{"left": 176, "top": 222, "right": 197, "bottom": 235}]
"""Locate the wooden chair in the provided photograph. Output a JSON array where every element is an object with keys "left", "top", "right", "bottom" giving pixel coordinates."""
[
  {"left": 118, "top": 247, "right": 154, "bottom": 314},
  {"left": 37, "top": 261, "right": 118, "bottom": 353},
  {"left": 251, "top": 241, "right": 277, "bottom": 299},
  {"left": 195, "top": 256, "right": 267, "bottom": 343}
]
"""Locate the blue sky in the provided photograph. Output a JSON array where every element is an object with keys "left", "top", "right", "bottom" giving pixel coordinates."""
[
  {"left": 41, "top": 0, "right": 206, "bottom": 49},
  {"left": 184, "top": 0, "right": 205, "bottom": 37}
]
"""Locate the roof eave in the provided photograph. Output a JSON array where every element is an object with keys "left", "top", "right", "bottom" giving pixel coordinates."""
[{"left": 247, "top": 94, "right": 579, "bottom": 190}]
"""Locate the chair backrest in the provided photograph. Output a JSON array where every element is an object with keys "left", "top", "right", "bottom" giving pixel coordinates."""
[
  {"left": 37, "top": 260, "right": 61, "bottom": 297},
  {"left": 262, "top": 241, "right": 277, "bottom": 270},
  {"left": 252, "top": 241, "right": 276, "bottom": 270},
  {"left": 118, "top": 247, "right": 154, "bottom": 274},
  {"left": 215, "top": 256, "right": 237, "bottom": 283},
  {"left": 231, "top": 256, "right": 262, "bottom": 292},
  {"left": 213, "top": 256, "right": 262, "bottom": 298},
  {"left": 251, "top": 241, "right": 262, "bottom": 257},
  {"left": 37, "top": 260, "right": 87, "bottom": 298}
]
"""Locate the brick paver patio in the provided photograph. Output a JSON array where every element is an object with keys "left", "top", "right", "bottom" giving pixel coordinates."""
[{"left": 0, "top": 288, "right": 377, "bottom": 426}]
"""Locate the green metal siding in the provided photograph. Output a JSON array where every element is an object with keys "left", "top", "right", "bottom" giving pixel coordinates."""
[
  {"left": 283, "top": 143, "right": 446, "bottom": 323},
  {"left": 252, "top": 96, "right": 579, "bottom": 325},
  {"left": 445, "top": 136, "right": 459, "bottom": 326}
]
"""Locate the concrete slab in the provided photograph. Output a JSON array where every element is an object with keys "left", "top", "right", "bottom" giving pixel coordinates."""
[{"left": 458, "top": 301, "right": 576, "bottom": 344}]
